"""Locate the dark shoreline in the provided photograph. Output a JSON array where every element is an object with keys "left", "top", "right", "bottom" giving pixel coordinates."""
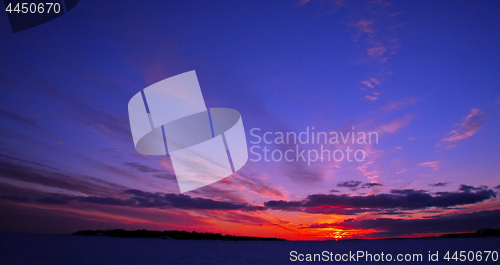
[
  {"left": 71, "top": 228, "right": 500, "bottom": 242},
  {"left": 72, "top": 229, "right": 287, "bottom": 241}
]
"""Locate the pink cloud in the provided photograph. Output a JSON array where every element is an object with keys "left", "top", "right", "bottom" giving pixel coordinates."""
[
  {"left": 441, "top": 109, "right": 484, "bottom": 142},
  {"left": 396, "top": 168, "right": 407, "bottom": 174},
  {"left": 353, "top": 19, "right": 376, "bottom": 37},
  {"left": 360, "top": 78, "right": 380, "bottom": 90},
  {"left": 367, "top": 46, "right": 386, "bottom": 57},
  {"left": 355, "top": 144, "right": 384, "bottom": 181},
  {"left": 376, "top": 115, "right": 412, "bottom": 135},
  {"left": 381, "top": 98, "right": 417, "bottom": 111},
  {"left": 360, "top": 80, "right": 374, "bottom": 88},
  {"left": 418, "top": 161, "right": 441, "bottom": 171}
]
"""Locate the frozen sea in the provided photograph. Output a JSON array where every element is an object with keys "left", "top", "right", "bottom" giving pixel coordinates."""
[{"left": 1, "top": 234, "right": 499, "bottom": 264}]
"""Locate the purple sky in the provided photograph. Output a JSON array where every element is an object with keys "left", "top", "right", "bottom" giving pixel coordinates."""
[{"left": 0, "top": 0, "right": 499, "bottom": 240}]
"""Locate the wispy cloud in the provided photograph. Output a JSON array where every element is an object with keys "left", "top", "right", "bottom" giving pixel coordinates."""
[
  {"left": 360, "top": 79, "right": 378, "bottom": 88},
  {"left": 124, "top": 162, "right": 164, "bottom": 173},
  {"left": 337, "top": 180, "right": 362, "bottom": 190},
  {"left": 418, "top": 161, "right": 441, "bottom": 171},
  {"left": 377, "top": 116, "right": 412, "bottom": 135},
  {"left": 336, "top": 180, "right": 383, "bottom": 191},
  {"left": 151, "top": 173, "right": 177, "bottom": 181},
  {"left": 0, "top": 157, "right": 127, "bottom": 197},
  {"left": 381, "top": 98, "right": 417, "bottom": 112},
  {"left": 396, "top": 168, "right": 407, "bottom": 174},
  {"left": 367, "top": 46, "right": 386, "bottom": 57},
  {"left": 0, "top": 189, "right": 265, "bottom": 211},
  {"left": 216, "top": 171, "right": 285, "bottom": 199},
  {"left": 429, "top": 182, "right": 449, "bottom": 187},
  {"left": 352, "top": 19, "right": 376, "bottom": 39},
  {"left": 349, "top": 3, "right": 404, "bottom": 102},
  {"left": 362, "top": 182, "right": 383, "bottom": 189},
  {"left": 441, "top": 109, "right": 484, "bottom": 142},
  {"left": 0, "top": 107, "right": 39, "bottom": 127}
]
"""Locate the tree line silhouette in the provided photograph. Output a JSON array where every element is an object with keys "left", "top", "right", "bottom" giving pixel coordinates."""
[{"left": 73, "top": 229, "right": 286, "bottom": 241}]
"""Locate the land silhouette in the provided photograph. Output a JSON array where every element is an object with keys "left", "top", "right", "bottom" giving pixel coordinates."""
[
  {"left": 438, "top": 228, "right": 500, "bottom": 238},
  {"left": 72, "top": 228, "right": 500, "bottom": 241},
  {"left": 73, "top": 229, "right": 286, "bottom": 241}
]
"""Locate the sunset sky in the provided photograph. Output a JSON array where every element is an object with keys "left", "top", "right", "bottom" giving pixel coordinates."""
[{"left": 0, "top": 0, "right": 499, "bottom": 240}]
